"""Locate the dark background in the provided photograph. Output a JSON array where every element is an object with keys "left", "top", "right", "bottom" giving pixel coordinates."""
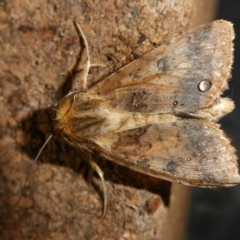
[{"left": 185, "top": 1, "right": 240, "bottom": 240}]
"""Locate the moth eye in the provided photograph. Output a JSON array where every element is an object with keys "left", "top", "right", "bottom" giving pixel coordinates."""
[
  {"left": 198, "top": 80, "right": 212, "bottom": 92},
  {"left": 178, "top": 158, "right": 183, "bottom": 162},
  {"left": 173, "top": 100, "right": 178, "bottom": 106}
]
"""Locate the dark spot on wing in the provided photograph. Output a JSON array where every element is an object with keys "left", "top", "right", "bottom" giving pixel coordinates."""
[
  {"left": 165, "top": 160, "right": 178, "bottom": 173},
  {"left": 132, "top": 89, "right": 148, "bottom": 111},
  {"left": 157, "top": 58, "right": 168, "bottom": 71}
]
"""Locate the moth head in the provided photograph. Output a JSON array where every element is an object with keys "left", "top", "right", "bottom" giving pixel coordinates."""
[{"left": 54, "top": 95, "right": 74, "bottom": 132}]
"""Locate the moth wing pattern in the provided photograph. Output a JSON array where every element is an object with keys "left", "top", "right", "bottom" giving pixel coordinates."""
[
  {"left": 56, "top": 20, "right": 240, "bottom": 189},
  {"left": 87, "top": 20, "right": 239, "bottom": 187},
  {"left": 94, "top": 119, "right": 240, "bottom": 187},
  {"left": 90, "top": 20, "right": 234, "bottom": 115}
]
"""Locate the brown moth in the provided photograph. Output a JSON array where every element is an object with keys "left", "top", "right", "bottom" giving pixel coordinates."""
[{"left": 54, "top": 20, "right": 240, "bottom": 213}]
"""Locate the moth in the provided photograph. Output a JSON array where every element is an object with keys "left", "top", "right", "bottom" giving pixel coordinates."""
[{"left": 48, "top": 20, "right": 240, "bottom": 214}]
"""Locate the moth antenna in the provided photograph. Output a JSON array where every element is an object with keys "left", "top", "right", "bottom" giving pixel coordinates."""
[
  {"left": 88, "top": 155, "right": 107, "bottom": 216},
  {"left": 74, "top": 21, "right": 91, "bottom": 91},
  {"left": 10, "top": 135, "right": 53, "bottom": 209}
]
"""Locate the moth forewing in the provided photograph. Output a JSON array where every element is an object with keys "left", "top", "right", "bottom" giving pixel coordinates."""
[
  {"left": 55, "top": 19, "right": 240, "bottom": 214},
  {"left": 89, "top": 20, "right": 234, "bottom": 115}
]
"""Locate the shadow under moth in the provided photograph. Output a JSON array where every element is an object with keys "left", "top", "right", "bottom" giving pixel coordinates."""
[{"left": 35, "top": 20, "right": 240, "bottom": 214}]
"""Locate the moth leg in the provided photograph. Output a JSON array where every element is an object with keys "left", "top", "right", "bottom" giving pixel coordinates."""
[{"left": 88, "top": 155, "right": 107, "bottom": 216}]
